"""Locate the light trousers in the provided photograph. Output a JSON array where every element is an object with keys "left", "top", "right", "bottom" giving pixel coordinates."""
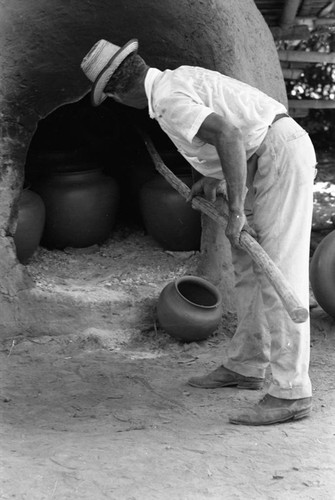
[{"left": 223, "top": 117, "right": 317, "bottom": 399}]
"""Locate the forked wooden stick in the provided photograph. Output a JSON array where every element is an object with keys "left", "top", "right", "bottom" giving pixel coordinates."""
[{"left": 141, "top": 132, "right": 308, "bottom": 324}]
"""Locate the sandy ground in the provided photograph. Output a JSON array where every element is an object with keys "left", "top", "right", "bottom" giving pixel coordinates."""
[
  {"left": 0, "top": 304, "right": 334, "bottom": 500},
  {"left": 1, "top": 158, "right": 335, "bottom": 500}
]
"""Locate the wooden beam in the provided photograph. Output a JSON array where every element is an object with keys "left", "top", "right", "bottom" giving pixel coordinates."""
[
  {"left": 270, "top": 25, "right": 310, "bottom": 40},
  {"left": 288, "top": 99, "right": 335, "bottom": 108},
  {"left": 315, "top": 17, "right": 335, "bottom": 25},
  {"left": 278, "top": 50, "right": 335, "bottom": 63},
  {"left": 299, "top": 0, "right": 335, "bottom": 17},
  {"left": 296, "top": 15, "right": 335, "bottom": 27}
]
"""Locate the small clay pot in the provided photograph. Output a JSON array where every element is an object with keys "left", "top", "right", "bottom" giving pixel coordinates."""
[
  {"left": 13, "top": 188, "right": 46, "bottom": 264},
  {"left": 157, "top": 275, "right": 222, "bottom": 342},
  {"left": 310, "top": 230, "right": 335, "bottom": 317}
]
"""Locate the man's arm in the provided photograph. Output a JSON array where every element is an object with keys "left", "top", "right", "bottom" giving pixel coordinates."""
[
  {"left": 193, "top": 112, "right": 249, "bottom": 248},
  {"left": 196, "top": 112, "right": 246, "bottom": 214}
]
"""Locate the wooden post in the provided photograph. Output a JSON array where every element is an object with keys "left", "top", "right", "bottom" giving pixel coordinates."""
[{"left": 280, "top": 0, "right": 302, "bottom": 29}]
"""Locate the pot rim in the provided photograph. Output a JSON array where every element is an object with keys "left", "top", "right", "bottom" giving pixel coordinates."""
[
  {"left": 174, "top": 275, "right": 222, "bottom": 309},
  {"left": 45, "top": 167, "right": 104, "bottom": 177}
]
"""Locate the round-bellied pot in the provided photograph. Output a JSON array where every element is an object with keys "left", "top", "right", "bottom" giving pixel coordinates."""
[
  {"left": 310, "top": 230, "right": 335, "bottom": 317},
  {"left": 25, "top": 148, "right": 86, "bottom": 179},
  {"left": 157, "top": 275, "right": 223, "bottom": 342},
  {"left": 13, "top": 188, "right": 46, "bottom": 264},
  {"left": 139, "top": 174, "right": 201, "bottom": 251},
  {"left": 32, "top": 168, "right": 119, "bottom": 249}
]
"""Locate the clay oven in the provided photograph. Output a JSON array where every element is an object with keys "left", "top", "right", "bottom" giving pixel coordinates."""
[{"left": 0, "top": 0, "right": 286, "bottom": 337}]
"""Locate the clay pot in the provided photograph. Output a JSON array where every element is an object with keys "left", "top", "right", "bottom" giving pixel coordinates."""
[
  {"left": 25, "top": 149, "right": 90, "bottom": 180},
  {"left": 310, "top": 230, "right": 335, "bottom": 317},
  {"left": 157, "top": 275, "right": 222, "bottom": 342},
  {"left": 139, "top": 174, "right": 201, "bottom": 251},
  {"left": 32, "top": 168, "right": 119, "bottom": 249},
  {"left": 13, "top": 188, "right": 46, "bottom": 264}
]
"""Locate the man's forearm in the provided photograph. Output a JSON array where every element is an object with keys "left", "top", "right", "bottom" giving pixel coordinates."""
[{"left": 214, "top": 132, "right": 247, "bottom": 214}]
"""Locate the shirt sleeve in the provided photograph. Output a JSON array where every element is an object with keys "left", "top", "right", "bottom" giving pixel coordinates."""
[{"left": 154, "top": 93, "right": 214, "bottom": 144}]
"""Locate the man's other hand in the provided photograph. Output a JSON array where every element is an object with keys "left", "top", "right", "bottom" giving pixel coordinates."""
[{"left": 187, "top": 177, "right": 227, "bottom": 203}]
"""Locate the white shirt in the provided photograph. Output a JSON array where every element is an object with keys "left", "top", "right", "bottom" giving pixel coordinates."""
[{"left": 144, "top": 66, "right": 287, "bottom": 179}]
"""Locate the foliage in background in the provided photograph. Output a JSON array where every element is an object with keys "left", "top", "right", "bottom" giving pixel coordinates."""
[
  {"left": 296, "top": 109, "right": 334, "bottom": 151},
  {"left": 277, "top": 28, "right": 335, "bottom": 151}
]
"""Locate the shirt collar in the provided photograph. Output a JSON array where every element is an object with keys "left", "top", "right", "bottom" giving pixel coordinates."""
[{"left": 144, "top": 68, "right": 162, "bottom": 118}]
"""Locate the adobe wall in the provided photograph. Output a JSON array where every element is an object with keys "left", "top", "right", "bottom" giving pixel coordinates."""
[{"left": 0, "top": 0, "right": 286, "bottom": 336}]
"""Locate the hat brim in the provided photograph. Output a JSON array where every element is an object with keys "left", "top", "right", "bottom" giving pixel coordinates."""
[{"left": 91, "top": 39, "right": 139, "bottom": 106}]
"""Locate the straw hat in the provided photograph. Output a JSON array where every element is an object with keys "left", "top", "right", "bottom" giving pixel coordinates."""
[{"left": 81, "top": 39, "right": 139, "bottom": 106}]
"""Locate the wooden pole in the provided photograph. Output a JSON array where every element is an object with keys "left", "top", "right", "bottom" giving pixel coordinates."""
[
  {"left": 279, "top": 0, "right": 301, "bottom": 29},
  {"left": 141, "top": 132, "right": 309, "bottom": 324},
  {"left": 280, "top": 0, "right": 302, "bottom": 29}
]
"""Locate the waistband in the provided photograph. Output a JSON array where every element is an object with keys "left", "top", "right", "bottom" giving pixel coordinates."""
[
  {"left": 271, "top": 112, "right": 290, "bottom": 125},
  {"left": 253, "top": 113, "right": 290, "bottom": 160}
]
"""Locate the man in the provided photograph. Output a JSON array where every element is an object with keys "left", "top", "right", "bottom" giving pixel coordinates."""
[{"left": 81, "top": 39, "right": 317, "bottom": 425}]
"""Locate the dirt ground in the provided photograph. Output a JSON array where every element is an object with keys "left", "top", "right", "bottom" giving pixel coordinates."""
[
  {"left": 1, "top": 160, "right": 335, "bottom": 500},
  {"left": 1, "top": 294, "right": 334, "bottom": 500}
]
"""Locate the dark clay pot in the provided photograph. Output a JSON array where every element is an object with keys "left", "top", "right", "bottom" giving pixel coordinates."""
[
  {"left": 32, "top": 169, "right": 119, "bottom": 249},
  {"left": 310, "top": 230, "right": 335, "bottom": 317},
  {"left": 139, "top": 174, "right": 201, "bottom": 251},
  {"left": 157, "top": 275, "right": 223, "bottom": 342},
  {"left": 25, "top": 149, "right": 92, "bottom": 180},
  {"left": 13, "top": 189, "right": 46, "bottom": 264}
]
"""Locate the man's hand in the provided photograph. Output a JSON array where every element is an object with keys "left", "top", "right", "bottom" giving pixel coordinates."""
[
  {"left": 187, "top": 177, "right": 256, "bottom": 249},
  {"left": 226, "top": 211, "right": 257, "bottom": 249},
  {"left": 187, "top": 177, "right": 227, "bottom": 203}
]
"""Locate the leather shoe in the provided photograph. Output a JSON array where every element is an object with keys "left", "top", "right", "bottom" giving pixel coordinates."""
[
  {"left": 229, "top": 394, "right": 312, "bottom": 426},
  {"left": 187, "top": 365, "right": 264, "bottom": 390}
]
